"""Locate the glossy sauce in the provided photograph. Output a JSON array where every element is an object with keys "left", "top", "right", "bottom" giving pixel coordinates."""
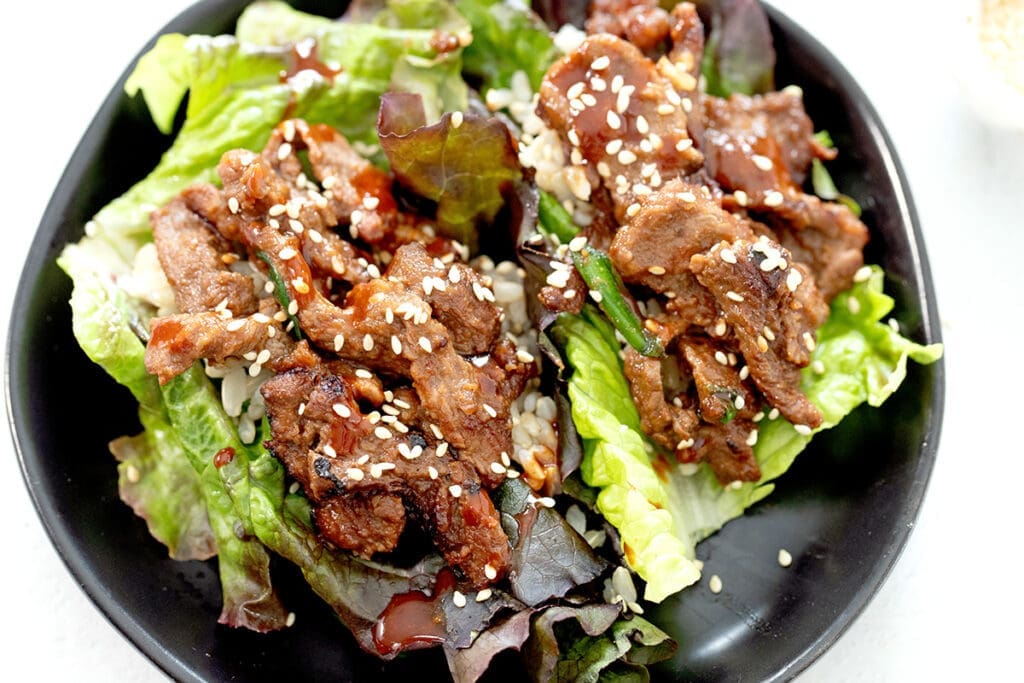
[
  {"left": 372, "top": 569, "right": 456, "bottom": 655},
  {"left": 213, "top": 447, "right": 235, "bottom": 469}
]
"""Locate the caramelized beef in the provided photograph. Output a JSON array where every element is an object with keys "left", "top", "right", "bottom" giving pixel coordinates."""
[
  {"left": 150, "top": 195, "right": 258, "bottom": 315},
  {"left": 586, "top": 0, "right": 672, "bottom": 54},
  {"left": 622, "top": 347, "right": 699, "bottom": 455},
  {"left": 690, "top": 238, "right": 827, "bottom": 428}
]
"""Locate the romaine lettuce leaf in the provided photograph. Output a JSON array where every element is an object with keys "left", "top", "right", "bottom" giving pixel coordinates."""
[
  {"left": 454, "top": 0, "right": 560, "bottom": 92},
  {"left": 553, "top": 270, "right": 942, "bottom": 602}
]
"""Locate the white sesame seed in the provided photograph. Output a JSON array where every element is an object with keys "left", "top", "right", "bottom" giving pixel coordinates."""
[
  {"left": 332, "top": 403, "right": 351, "bottom": 418},
  {"left": 375, "top": 426, "right": 393, "bottom": 440},
  {"left": 854, "top": 265, "right": 872, "bottom": 282},
  {"left": 675, "top": 138, "right": 693, "bottom": 153},
  {"left": 449, "top": 484, "right": 463, "bottom": 498},
  {"left": 734, "top": 189, "right": 749, "bottom": 206},
  {"left": 812, "top": 360, "right": 826, "bottom": 374},
  {"left": 591, "top": 55, "right": 610, "bottom": 70},
  {"left": 436, "top": 442, "right": 449, "bottom": 457},
  {"left": 610, "top": 74, "right": 624, "bottom": 92},
  {"left": 847, "top": 297, "right": 862, "bottom": 315},
  {"left": 292, "top": 277, "right": 310, "bottom": 294},
  {"left": 763, "top": 326, "right": 776, "bottom": 342},
  {"left": 483, "top": 404, "right": 498, "bottom": 418},
  {"left": 333, "top": 334, "right": 345, "bottom": 352},
  {"left": 501, "top": 452, "right": 511, "bottom": 467},
  {"left": 537, "top": 497, "right": 556, "bottom": 508},
  {"left": 764, "top": 190, "right": 785, "bottom": 207},
  {"left": 287, "top": 301, "right": 299, "bottom": 316},
  {"left": 746, "top": 429, "right": 758, "bottom": 446},
  {"left": 752, "top": 154, "right": 774, "bottom": 171},
  {"left": 734, "top": 395, "right": 746, "bottom": 411},
  {"left": 361, "top": 334, "right": 374, "bottom": 352},
  {"left": 677, "top": 191, "right": 696, "bottom": 203},
  {"left": 475, "top": 588, "right": 492, "bottom": 602},
  {"left": 778, "top": 549, "right": 793, "bottom": 567},
  {"left": 279, "top": 246, "right": 297, "bottom": 260},
  {"left": 413, "top": 336, "right": 431, "bottom": 353},
  {"left": 617, "top": 149, "right": 637, "bottom": 165},
  {"left": 347, "top": 467, "right": 364, "bottom": 481},
  {"left": 606, "top": 110, "right": 621, "bottom": 129},
  {"left": 769, "top": 408, "right": 780, "bottom": 420},
  {"left": 726, "top": 291, "right": 745, "bottom": 302},
  {"left": 516, "top": 349, "right": 535, "bottom": 364},
  {"left": 452, "top": 590, "right": 467, "bottom": 607},
  {"left": 802, "top": 332, "right": 816, "bottom": 352},
  {"left": 714, "top": 320, "right": 727, "bottom": 336},
  {"left": 647, "top": 265, "right": 666, "bottom": 275},
  {"left": 786, "top": 268, "right": 803, "bottom": 292},
  {"left": 739, "top": 365, "right": 750, "bottom": 381},
  {"left": 626, "top": 203, "right": 641, "bottom": 218},
  {"left": 720, "top": 248, "right": 737, "bottom": 264},
  {"left": 226, "top": 319, "right": 246, "bottom": 332},
  {"left": 450, "top": 111, "right": 464, "bottom": 129},
  {"left": 490, "top": 462, "right": 507, "bottom": 475},
  {"left": 714, "top": 351, "right": 729, "bottom": 365},
  {"left": 427, "top": 466, "right": 439, "bottom": 480},
  {"left": 794, "top": 424, "right": 812, "bottom": 436},
  {"left": 709, "top": 574, "right": 723, "bottom": 594},
  {"left": 277, "top": 142, "right": 292, "bottom": 161},
  {"left": 589, "top": 290, "right": 604, "bottom": 303},
  {"left": 605, "top": 139, "right": 623, "bottom": 155},
  {"left": 757, "top": 335, "right": 769, "bottom": 352},
  {"left": 657, "top": 103, "right": 675, "bottom": 115}
]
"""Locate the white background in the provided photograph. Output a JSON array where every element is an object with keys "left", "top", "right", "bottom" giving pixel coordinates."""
[{"left": 2, "top": 1, "right": 1021, "bottom": 680}]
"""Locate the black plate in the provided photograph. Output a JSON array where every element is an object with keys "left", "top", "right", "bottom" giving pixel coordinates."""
[{"left": 6, "top": 1, "right": 944, "bottom": 681}]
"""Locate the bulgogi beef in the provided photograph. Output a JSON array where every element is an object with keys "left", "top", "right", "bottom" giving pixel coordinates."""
[
  {"left": 529, "top": 2, "right": 867, "bottom": 483},
  {"left": 143, "top": 118, "right": 535, "bottom": 589}
]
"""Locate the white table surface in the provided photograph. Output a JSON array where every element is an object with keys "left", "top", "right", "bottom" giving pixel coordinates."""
[{"left": 3, "top": 1, "right": 1021, "bottom": 680}]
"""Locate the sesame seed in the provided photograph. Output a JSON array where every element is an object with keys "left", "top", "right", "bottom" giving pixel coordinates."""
[
  {"left": 757, "top": 335, "right": 769, "bottom": 352},
  {"left": 854, "top": 265, "right": 872, "bottom": 282},
  {"left": 752, "top": 154, "right": 774, "bottom": 171},
  {"left": 516, "top": 349, "right": 535, "bottom": 364},
  {"left": 714, "top": 320, "right": 727, "bottom": 336},
  {"left": 617, "top": 149, "right": 637, "bottom": 165},
  {"left": 675, "top": 138, "right": 693, "bottom": 152},
  {"left": 605, "top": 139, "right": 623, "bottom": 155},
  {"left": 794, "top": 424, "right": 812, "bottom": 436},
  {"left": 567, "top": 129, "right": 581, "bottom": 146},
  {"left": 591, "top": 55, "right": 610, "bottom": 70},
  {"left": 483, "top": 404, "right": 498, "bottom": 418},
  {"left": 726, "top": 291, "right": 745, "bottom": 302},
  {"left": 746, "top": 430, "right": 759, "bottom": 446},
  {"left": 362, "top": 334, "right": 374, "bottom": 352},
  {"left": 786, "top": 268, "right": 803, "bottom": 292},
  {"left": 546, "top": 269, "right": 571, "bottom": 288},
  {"left": 277, "top": 142, "right": 292, "bottom": 161},
  {"left": 332, "top": 403, "right": 351, "bottom": 418},
  {"left": 390, "top": 335, "right": 403, "bottom": 355},
  {"left": 647, "top": 265, "right": 666, "bottom": 275},
  {"left": 537, "top": 497, "right": 556, "bottom": 508},
  {"left": 452, "top": 590, "right": 467, "bottom": 608},
  {"left": 636, "top": 114, "right": 649, "bottom": 134},
  {"left": 720, "top": 248, "right": 737, "bottom": 264},
  {"left": 847, "top": 297, "right": 862, "bottom": 315},
  {"left": 764, "top": 190, "right": 784, "bottom": 207},
  {"left": 451, "top": 111, "right": 464, "bottom": 129},
  {"left": 476, "top": 589, "right": 492, "bottom": 602},
  {"left": 735, "top": 395, "right": 746, "bottom": 411},
  {"left": 610, "top": 74, "right": 624, "bottom": 92},
  {"left": 709, "top": 574, "right": 723, "bottom": 594},
  {"left": 226, "top": 319, "right": 246, "bottom": 332},
  {"left": 333, "top": 334, "right": 345, "bottom": 351},
  {"left": 632, "top": 183, "right": 652, "bottom": 196},
  {"left": 778, "top": 549, "right": 793, "bottom": 567},
  {"left": 734, "top": 189, "right": 749, "bottom": 206},
  {"left": 429, "top": 424, "right": 444, "bottom": 439},
  {"left": 292, "top": 277, "right": 310, "bottom": 294},
  {"left": 279, "top": 246, "right": 297, "bottom": 260},
  {"left": 418, "top": 337, "right": 433, "bottom": 353},
  {"left": 714, "top": 351, "right": 728, "bottom": 365},
  {"left": 449, "top": 484, "right": 463, "bottom": 498},
  {"left": 428, "top": 466, "right": 439, "bottom": 480},
  {"left": 606, "top": 110, "right": 621, "bottom": 129},
  {"left": 677, "top": 191, "right": 696, "bottom": 203},
  {"left": 375, "top": 426, "right": 393, "bottom": 440},
  {"left": 393, "top": 421, "right": 409, "bottom": 435},
  {"left": 812, "top": 360, "right": 826, "bottom": 374},
  {"left": 657, "top": 103, "right": 675, "bottom": 115},
  {"left": 616, "top": 89, "right": 631, "bottom": 114},
  {"left": 802, "top": 332, "right": 816, "bottom": 352},
  {"left": 365, "top": 263, "right": 381, "bottom": 279},
  {"left": 763, "top": 326, "right": 776, "bottom": 342},
  {"left": 769, "top": 407, "right": 780, "bottom": 420},
  {"left": 626, "top": 203, "right": 641, "bottom": 218},
  {"left": 436, "top": 442, "right": 449, "bottom": 457},
  {"left": 739, "top": 365, "right": 750, "bottom": 380},
  {"left": 580, "top": 93, "right": 597, "bottom": 107},
  {"left": 227, "top": 196, "right": 239, "bottom": 214},
  {"left": 490, "top": 462, "right": 507, "bottom": 475},
  {"left": 347, "top": 467, "right": 364, "bottom": 481}
]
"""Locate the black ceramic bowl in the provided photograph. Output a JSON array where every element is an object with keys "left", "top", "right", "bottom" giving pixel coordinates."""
[{"left": 7, "top": 1, "right": 944, "bottom": 681}]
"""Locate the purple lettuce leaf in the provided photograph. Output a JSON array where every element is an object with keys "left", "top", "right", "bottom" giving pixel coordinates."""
[{"left": 377, "top": 92, "right": 523, "bottom": 251}]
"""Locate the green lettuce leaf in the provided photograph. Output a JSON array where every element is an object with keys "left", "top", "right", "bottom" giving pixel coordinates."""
[
  {"left": 454, "top": 0, "right": 560, "bottom": 92},
  {"left": 554, "top": 270, "right": 942, "bottom": 602}
]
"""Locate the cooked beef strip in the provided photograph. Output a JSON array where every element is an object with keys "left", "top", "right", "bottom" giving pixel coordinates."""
[
  {"left": 690, "top": 238, "right": 827, "bottom": 429},
  {"left": 666, "top": 2, "right": 704, "bottom": 80},
  {"left": 694, "top": 90, "right": 825, "bottom": 193},
  {"left": 609, "top": 178, "right": 753, "bottom": 328},
  {"left": 680, "top": 340, "right": 759, "bottom": 428},
  {"left": 693, "top": 419, "right": 761, "bottom": 484},
  {"left": 384, "top": 242, "right": 502, "bottom": 355},
  {"left": 751, "top": 192, "right": 869, "bottom": 301},
  {"left": 262, "top": 367, "right": 510, "bottom": 586},
  {"left": 586, "top": 0, "right": 672, "bottom": 55},
  {"left": 315, "top": 493, "right": 407, "bottom": 558},
  {"left": 537, "top": 34, "right": 704, "bottom": 223},
  {"left": 150, "top": 195, "right": 258, "bottom": 315},
  {"left": 622, "top": 347, "right": 699, "bottom": 454}
]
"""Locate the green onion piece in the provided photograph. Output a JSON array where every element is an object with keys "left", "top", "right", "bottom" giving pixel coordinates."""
[
  {"left": 572, "top": 246, "right": 664, "bottom": 358},
  {"left": 537, "top": 190, "right": 581, "bottom": 243},
  {"left": 536, "top": 191, "right": 663, "bottom": 358},
  {"left": 837, "top": 194, "right": 863, "bottom": 217},
  {"left": 256, "top": 250, "right": 303, "bottom": 340},
  {"left": 811, "top": 158, "right": 839, "bottom": 200},
  {"left": 813, "top": 129, "right": 834, "bottom": 149}
]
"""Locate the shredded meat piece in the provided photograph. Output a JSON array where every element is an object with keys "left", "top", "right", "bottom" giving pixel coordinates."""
[
  {"left": 537, "top": 33, "right": 704, "bottom": 223},
  {"left": 150, "top": 195, "right": 258, "bottom": 315},
  {"left": 751, "top": 193, "right": 869, "bottom": 301},
  {"left": 586, "top": 0, "right": 672, "bottom": 54},
  {"left": 622, "top": 347, "right": 699, "bottom": 455},
  {"left": 384, "top": 242, "right": 502, "bottom": 355},
  {"left": 690, "top": 239, "right": 827, "bottom": 429},
  {"left": 262, "top": 367, "right": 511, "bottom": 586},
  {"left": 693, "top": 420, "right": 761, "bottom": 484}
]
